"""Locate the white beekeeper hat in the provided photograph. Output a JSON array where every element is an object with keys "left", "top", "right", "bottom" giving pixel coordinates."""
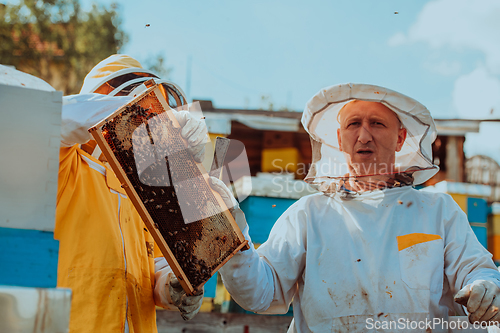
[
  {"left": 62, "top": 54, "right": 188, "bottom": 151},
  {"left": 301, "top": 83, "right": 439, "bottom": 192},
  {"left": 80, "top": 54, "right": 158, "bottom": 94},
  {"left": 79, "top": 54, "right": 187, "bottom": 103}
]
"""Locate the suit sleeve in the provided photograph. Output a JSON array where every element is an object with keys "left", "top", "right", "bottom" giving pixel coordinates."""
[
  {"left": 443, "top": 195, "right": 500, "bottom": 314},
  {"left": 219, "top": 203, "right": 307, "bottom": 314},
  {"left": 153, "top": 257, "right": 178, "bottom": 310}
]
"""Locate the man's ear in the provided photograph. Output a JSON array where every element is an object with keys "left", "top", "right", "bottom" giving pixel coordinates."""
[
  {"left": 337, "top": 128, "right": 343, "bottom": 152},
  {"left": 396, "top": 127, "right": 407, "bottom": 152}
]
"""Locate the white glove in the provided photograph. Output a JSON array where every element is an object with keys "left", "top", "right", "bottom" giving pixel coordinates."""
[
  {"left": 208, "top": 177, "right": 247, "bottom": 232},
  {"left": 169, "top": 277, "right": 204, "bottom": 320},
  {"left": 454, "top": 280, "right": 500, "bottom": 323},
  {"left": 154, "top": 257, "right": 204, "bottom": 320},
  {"left": 173, "top": 111, "right": 208, "bottom": 163}
]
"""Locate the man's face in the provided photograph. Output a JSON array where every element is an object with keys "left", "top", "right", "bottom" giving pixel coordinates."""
[{"left": 337, "top": 100, "right": 407, "bottom": 176}]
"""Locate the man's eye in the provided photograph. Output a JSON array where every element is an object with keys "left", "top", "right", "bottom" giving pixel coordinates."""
[
  {"left": 373, "top": 122, "right": 385, "bottom": 127},
  {"left": 347, "top": 122, "right": 360, "bottom": 127}
]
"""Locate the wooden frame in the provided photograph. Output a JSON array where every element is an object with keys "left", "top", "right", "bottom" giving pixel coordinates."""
[{"left": 89, "top": 84, "right": 248, "bottom": 295}]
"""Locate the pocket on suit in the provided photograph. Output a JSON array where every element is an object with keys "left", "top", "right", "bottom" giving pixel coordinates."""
[{"left": 397, "top": 233, "right": 444, "bottom": 292}]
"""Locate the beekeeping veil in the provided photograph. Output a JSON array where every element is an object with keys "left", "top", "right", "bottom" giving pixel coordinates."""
[
  {"left": 66, "top": 54, "right": 189, "bottom": 158},
  {"left": 80, "top": 54, "right": 187, "bottom": 103},
  {"left": 301, "top": 83, "right": 439, "bottom": 196},
  {"left": 81, "top": 54, "right": 158, "bottom": 95}
]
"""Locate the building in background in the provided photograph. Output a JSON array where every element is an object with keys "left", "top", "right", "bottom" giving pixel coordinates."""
[{"left": 199, "top": 100, "right": 497, "bottom": 184}]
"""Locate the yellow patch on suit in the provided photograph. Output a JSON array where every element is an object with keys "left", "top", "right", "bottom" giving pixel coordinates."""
[{"left": 397, "top": 233, "right": 442, "bottom": 251}]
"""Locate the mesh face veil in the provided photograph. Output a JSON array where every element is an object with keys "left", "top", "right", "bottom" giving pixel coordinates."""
[
  {"left": 80, "top": 54, "right": 188, "bottom": 106},
  {"left": 301, "top": 83, "right": 439, "bottom": 197},
  {"left": 80, "top": 54, "right": 157, "bottom": 94},
  {"left": 76, "top": 54, "right": 189, "bottom": 160}
]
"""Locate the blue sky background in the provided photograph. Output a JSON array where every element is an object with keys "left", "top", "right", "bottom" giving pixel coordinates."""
[
  {"left": 101, "top": 0, "right": 447, "bottom": 113},
  {"left": 6, "top": 0, "right": 500, "bottom": 163}
]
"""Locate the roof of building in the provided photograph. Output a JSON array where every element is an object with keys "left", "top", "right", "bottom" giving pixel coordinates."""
[{"left": 196, "top": 100, "right": 499, "bottom": 136}]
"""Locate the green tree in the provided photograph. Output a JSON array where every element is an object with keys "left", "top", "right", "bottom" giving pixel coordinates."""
[{"left": 0, "top": 0, "right": 127, "bottom": 94}]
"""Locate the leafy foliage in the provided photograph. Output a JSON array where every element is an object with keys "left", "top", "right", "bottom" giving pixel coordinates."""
[{"left": 0, "top": 0, "right": 127, "bottom": 94}]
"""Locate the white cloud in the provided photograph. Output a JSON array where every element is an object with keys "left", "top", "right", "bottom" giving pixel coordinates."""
[
  {"left": 453, "top": 66, "right": 500, "bottom": 119},
  {"left": 387, "top": 32, "right": 406, "bottom": 47},
  {"left": 390, "top": 0, "right": 500, "bottom": 164},
  {"left": 464, "top": 123, "right": 500, "bottom": 165},
  {"left": 423, "top": 60, "right": 461, "bottom": 76},
  {"left": 389, "top": 0, "right": 500, "bottom": 73},
  {"left": 455, "top": 67, "right": 500, "bottom": 164}
]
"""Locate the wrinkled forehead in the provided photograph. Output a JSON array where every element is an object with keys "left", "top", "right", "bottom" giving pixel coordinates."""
[{"left": 337, "top": 100, "right": 402, "bottom": 126}]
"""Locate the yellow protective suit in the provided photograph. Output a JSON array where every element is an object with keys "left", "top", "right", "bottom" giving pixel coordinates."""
[
  {"left": 55, "top": 54, "right": 206, "bottom": 331},
  {"left": 54, "top": 144, "right": 160, "bottom": 333}
]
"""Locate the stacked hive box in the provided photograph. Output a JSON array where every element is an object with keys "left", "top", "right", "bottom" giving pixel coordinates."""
[
  {"left": 424, "top": 181, "right": 491, "bottom": 249},
  {"left": 0, "top": 69, "right": 71, "bottom": 332},
  {"left": 467, "top": 197, "right": 489, "bottom": 249},
  {"left": 0, "top": 81, "right": 62, "bottom": 288},
  {"left": 488, "top": 203, "right": 500, "bottom": 265},
  {"left": 261, "top": 131, "right": 300, "bottom": 174}
]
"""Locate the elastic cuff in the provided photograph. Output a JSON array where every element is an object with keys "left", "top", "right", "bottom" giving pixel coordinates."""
[{"left": 154, "top": 271, "right": 178, "bottom": 311}]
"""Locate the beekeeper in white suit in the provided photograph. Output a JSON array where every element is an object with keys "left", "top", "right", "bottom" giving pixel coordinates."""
[{"left": 211, "top": 83, "right": 500, "bottom": 332}]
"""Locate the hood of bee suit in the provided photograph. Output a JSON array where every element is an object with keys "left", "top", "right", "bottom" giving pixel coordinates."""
[
  {"left": 301, "top": 83, "right": 439, "bottom": 192},
  {"left": 80, "top": 54, "right": 159, "bottom": 94},
  {"left": 74, "top": 54, "right": 189, "bottom": 159}
]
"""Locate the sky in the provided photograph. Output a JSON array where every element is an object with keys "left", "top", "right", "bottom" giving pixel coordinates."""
[{"left": 6, "top": 0, "right": 500, "bottom": 164}]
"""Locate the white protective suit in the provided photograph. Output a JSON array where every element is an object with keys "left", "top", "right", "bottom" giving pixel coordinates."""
[{"left": 219, "top": 84, "right": 500, "bottom": 333}]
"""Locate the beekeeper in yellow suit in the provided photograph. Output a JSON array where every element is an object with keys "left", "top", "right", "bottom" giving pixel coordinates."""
[{"left": 55, "top": 54, "right": 207, "bottom": 333}]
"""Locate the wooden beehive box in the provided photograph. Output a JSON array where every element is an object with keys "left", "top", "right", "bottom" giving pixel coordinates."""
[{"left": 88, "top": 82, "right": 248, "bottom": 295}]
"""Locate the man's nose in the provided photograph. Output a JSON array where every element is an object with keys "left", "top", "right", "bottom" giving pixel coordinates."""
[{"left": 357, "top": 125, "right": 373, "bottom": 144}]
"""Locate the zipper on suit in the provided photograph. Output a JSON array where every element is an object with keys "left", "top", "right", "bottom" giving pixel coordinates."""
[
  {"left": 115, "top": 191, "right": 129, "bottom": 333},
  {"left": 80, "top": 152, "right": 130, "bottom": 332}
]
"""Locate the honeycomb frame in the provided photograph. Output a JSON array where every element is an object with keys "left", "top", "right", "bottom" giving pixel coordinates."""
[{"left": 88, "top": 82, "right": 249, "bottom": 295}]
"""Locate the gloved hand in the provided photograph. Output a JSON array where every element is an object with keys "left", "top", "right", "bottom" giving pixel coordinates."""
[
  {"left": 454, "top": 280, "right": 500, "bottom": 323},
  {"left": 169, "top": 277, "right": 204, "bottom": 321},
  {"left": 173, "top": 111, "right": 208, "bottom": 163},
  {"left": 208, "top": 177, "right": 247, "bottom": 232},
  {"left": 154, "top": 257, "right": 203, "bottom": 320}
]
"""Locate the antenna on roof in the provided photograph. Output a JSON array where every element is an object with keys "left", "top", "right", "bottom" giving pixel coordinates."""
[{"left": 186, "top": 55, "right": 192, "bottom": 102}]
